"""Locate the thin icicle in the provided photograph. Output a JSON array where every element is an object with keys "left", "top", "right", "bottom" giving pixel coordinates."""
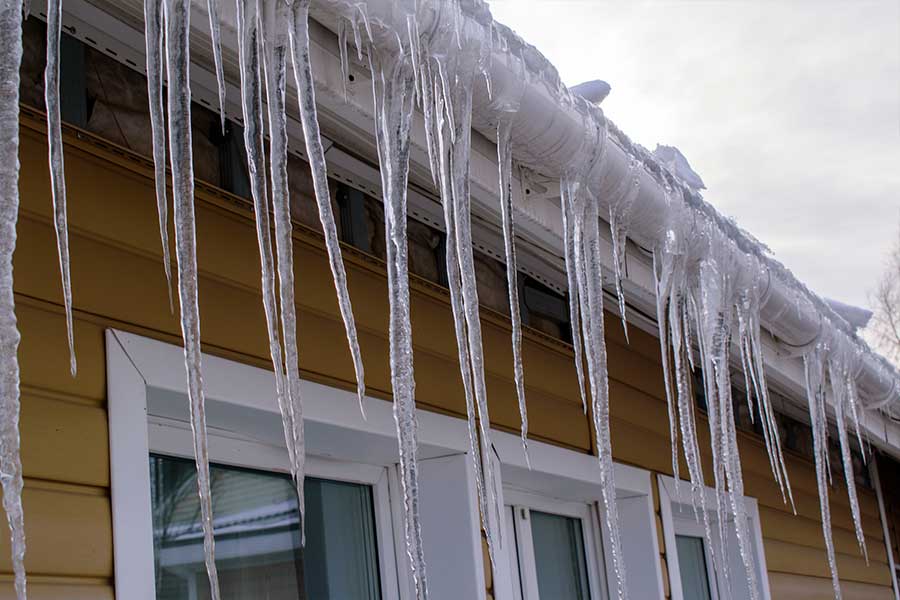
[
  {"left": 44, "top": 0, "right": 76, "bottom": 376},
  {"left": 608, "top": 160, "right": 640, "bottom": 344},
  {"left": 368, "top": 45, "right": 428, "bottom": 599},
  {"left": 234, "top": 0, "right": 293, "bottom": 466},
  {"left": 261, "top": 0, "right": 306, "bottom": 537},
  {"left": 206, "top": 0, "right": 226, "bottom": 131},
  {"left": 0, "top": 2, "right": 27, "bottom": 597},
  {"left": 288, "top": 0, "right": 367, "bottom": 417},
  {"left": 497, "top": 119, "right": 529, "bottom": 466},
  {"left": 805, "top": 347, "right": 843, "bottom": 600},
  {"left": 162, "top": 0, "right": 220, "bottom": 596},
  {"left": 143, "top": 0, "right": 174, "bottom": 311},
  {"left": 338, "top": 18, "right": 349, "bottom": 101}
]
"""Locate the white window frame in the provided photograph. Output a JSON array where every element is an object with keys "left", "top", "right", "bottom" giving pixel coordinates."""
[
  {"left": 657, "top": 474, "right": 772, "bottom": 600},
  {"left": 504, "top": 488, "right": 607, "bottom": 600},
  {"left": 107, "top": 329, "right": 486, "bottom": 600},
  {"left": 491, "top": 430, "right": 665, "bottom": 600}
]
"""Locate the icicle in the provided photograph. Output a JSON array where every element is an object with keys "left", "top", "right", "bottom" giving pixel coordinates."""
[
  {"left": 162, "top": 0, "right": 220, "bottom": 596},
  {"left": 561, "top": 181, "right": 588, "bottom": 415},
  {"left": 206, "top": 0, "right": 227, "bottom": 131},
  {"left": 338, "top": 18, "right": 349, "bottom": 101},
  {"left": 0, "top": 2, "right": 27, "bottom": 597},
  {"left": 288, "top": 0, "right": 367, "bottom": 416},
  {"left": 234, "top": 0, "right": 293, "bottom": 467},
  {"left": 368, "top": 45, "right": 428, "bottom": 599},
  {"left": 143, "top": 0, "right": 174, "bottom": 311},
  {"left": 433, "top": 87, "right": 488, "bottom": 555},
  {"left": 261, "top": 0, "right": 306, "bottom": 538},
  {"left": 497, "top": 119, "right": 529, "bottom": 466},
  {"left": 805, "top": 344, "right": 843, "bottom": 599},
  {"left": 567, "top": 169, "right": 628, "bottom": 599},
  {"left": 44, "top": 0, "right": 76, "bottom": 376},
  {"left": 608, "top": 160, "right": 640, "bottom": 344},
  {"left": 432, "top": 46, "right": 504, "bottom": 573},
  {"left": 828, "top": 346, "right": 868, "bottom": 562}
]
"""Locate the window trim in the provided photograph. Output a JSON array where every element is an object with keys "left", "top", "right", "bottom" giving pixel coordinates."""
[
  {"left": 657, "top": 474, "right": 772, "bottom": 600},
  {"left": 491, "top": 428, "right": 665, "bottom": 600},
  {"left": 107, "top": 329, "right": 484, "bottom": 600}
]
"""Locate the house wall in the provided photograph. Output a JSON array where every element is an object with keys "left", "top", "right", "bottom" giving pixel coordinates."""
[{"left": 2, "top": 109, "right": 894, "bottom": 600}]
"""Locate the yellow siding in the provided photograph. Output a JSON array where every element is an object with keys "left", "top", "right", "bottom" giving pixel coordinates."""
[{"left": 4, "top": 111, "right": 895, "bottom": 598}]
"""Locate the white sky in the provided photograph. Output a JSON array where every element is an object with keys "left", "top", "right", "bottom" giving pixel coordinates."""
[{"left": 489, "top": 0, "right": 900, "bottom": 309}]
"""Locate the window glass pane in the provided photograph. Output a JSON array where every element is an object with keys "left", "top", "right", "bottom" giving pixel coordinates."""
[
  {"left": 530, "top": 510, "right": 590, "bottom": 600},
  {"left": 675, "top": 535, "right": 712, "bottom": 600},
  {"left": 150, "top": 455, "right": 381, "bottom": 600}
]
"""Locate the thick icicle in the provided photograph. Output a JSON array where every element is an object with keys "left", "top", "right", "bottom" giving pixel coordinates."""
[
  {"left": 496, "top": 119, "right": 529, "bottom": 466},
  {"left": 163, "top": 0, "right": 220, "bottom": 596},
  {"left": 561, "top": 182, "right": 588, "bottom": 415},
  {"left": 805, "top": 344, "right": 843, "bottom": 599},
  {"left": 143, "top": 0, "right": 174, "bottom": 311},
  {"left": 0, "top": 2, "right": 27, "bottom": 597},
  {"left": 566, "top": 165, "right": 628, "bottom": 599},
  {"left": 234, "top": 0, "right": 292, "bottom": 467},
  {"left": 828, "top": 346, "right": 868, "bottom": 562},
  {"left": 288, "top": 0, "right": 367, "bottom": 415},
  {"left": 206, "top": 0, "right": 227, "bottom": 131},
  {"left": 427, "top": 34, "right": 504, "bottom": 572},
  {"left": 368, "top": 45, "right": 428, "bottom": 599},
  {"left": 261, "top": 0, "right": 306, "bottom": 535},
  {"left": 44, "top": 0, "right": 76, "bottom": 376}
]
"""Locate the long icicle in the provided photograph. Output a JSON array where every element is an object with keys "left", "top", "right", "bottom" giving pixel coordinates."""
[
  {"left": 806, "top": 345, "right": 843, "bottom": 599},
  {"left": 497, "top": 119, "right": 529, "bottom": 466},
  {"left": 234, "top": 0, "right": 293, "bottom": 467},
  {"left": 0, "top": 2, "right": 27, "bottom": 597},
  {"left": 206, "top": 0, "right": 226, "bottom": 131},
  {"left": 45, "top": 0, "right": 76, "bottom": 376},
  {"left": 288, "top": 0, "right": 367, "bottom": 416},
  {"left": 561, "top": 180, "right": 588, "bottom": 414},
  {"left": 369, "top": 45, "right": 428, "bottom": 599},
  {"left": 261, "top": 0, "right": 306, "bottom": 537},
  {"left": 433, "top": 81, "right": 488, "bottom": 555},
  {"left": 162, "top": 0, "right": 220, "bottom": 596},
  {"left": 143, "top": 0, "right": 174, "bottom": 311}
]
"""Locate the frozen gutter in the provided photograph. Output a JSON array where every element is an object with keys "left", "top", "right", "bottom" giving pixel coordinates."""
[{"left": 66, "top": 0, "right": 899, "bottom": 442}]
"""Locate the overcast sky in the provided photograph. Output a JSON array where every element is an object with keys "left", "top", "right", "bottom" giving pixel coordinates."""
[{"left": 490, "top": 0, "right": 900, "bottom": 309}]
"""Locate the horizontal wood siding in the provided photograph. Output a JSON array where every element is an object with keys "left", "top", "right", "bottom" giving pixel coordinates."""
[{"left": 3, "top": 114, "right": 894, "bottom": 599}]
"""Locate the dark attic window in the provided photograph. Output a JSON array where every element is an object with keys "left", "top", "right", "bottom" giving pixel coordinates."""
[
  {"left": 336, "top": 183, "right": 372, "bottom": 253},
  {"left": 209, "top": 120, "right": 251, "bottom": 198},
  {"left": 520, "top": 275, "right": 572, "bottom": 343}
]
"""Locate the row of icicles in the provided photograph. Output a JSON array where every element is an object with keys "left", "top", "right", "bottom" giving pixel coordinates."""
[{"left": 0, "top": 0, "right": 878, "bottom": 599}]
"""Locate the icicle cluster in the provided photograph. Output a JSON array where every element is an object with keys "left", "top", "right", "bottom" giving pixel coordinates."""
[{"left": 0, "top": 1, "right": 895, "bottom": 600}]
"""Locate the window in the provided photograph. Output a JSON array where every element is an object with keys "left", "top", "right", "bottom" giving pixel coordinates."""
[
  {"left": 107, "top": 329, "right": 487, "bottom": 600},
  {"left": 150, "top": 455, "right": 381, "bottom": 600},
  {"left": 504, "top": 490, "right": 605, "bottom": 600},
  {"left": 658, "top": 475, "right": 771, "bottom": 600},
  {"left": 491, "top": 430, "right": 663, "bottom": 600}
]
